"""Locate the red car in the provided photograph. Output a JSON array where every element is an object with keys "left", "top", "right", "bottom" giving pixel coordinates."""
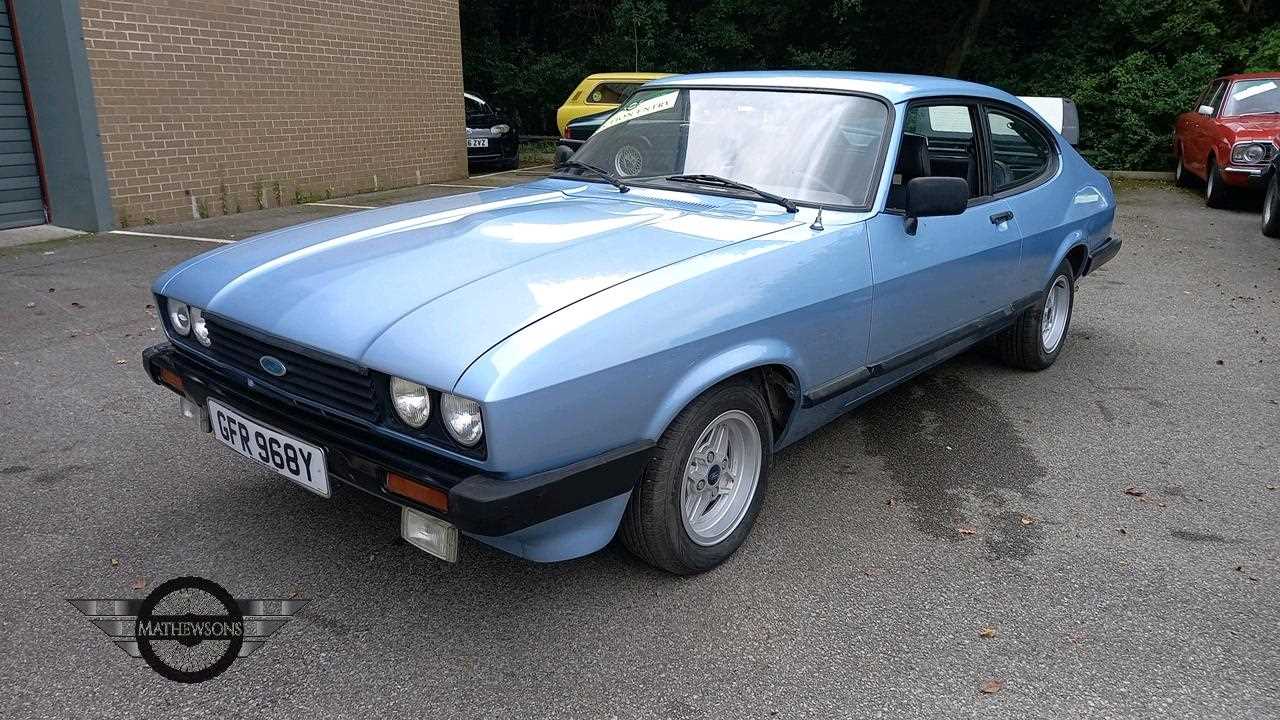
[{"left": 1174, "top": 72, "right": 1278, "bottom": 208}]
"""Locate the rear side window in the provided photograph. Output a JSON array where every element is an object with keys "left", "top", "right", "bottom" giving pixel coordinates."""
[
  {"left": 587, "top": 82, "right": 638, "bottom": 104},
  {"left": 986, "top": 109, "right": 1053, "bottom": 193}
]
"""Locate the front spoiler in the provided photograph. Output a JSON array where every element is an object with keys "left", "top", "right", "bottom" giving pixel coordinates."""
[{"left": 142, "top": 343, "right": 652, "bottom": 538}]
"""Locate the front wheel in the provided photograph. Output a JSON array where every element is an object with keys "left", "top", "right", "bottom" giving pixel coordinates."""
[
  {"left": 993, "top": 260, "right": 1075, "bottom": 371},
  {"left": 621, "top": 379, "right": 771, "bottom": 575},
  {"left": 1263, "top": 173, "right": 1280, "bottom": 239},
  {"left": 1205, "top": 158, "right": 1230, "bottom": 208}
]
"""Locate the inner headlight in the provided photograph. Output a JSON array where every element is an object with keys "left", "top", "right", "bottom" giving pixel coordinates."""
[
  {"left": 390, "top": 376, "right": 431, "bottom": 428},
  {"left": 1234, "top": 143, "right": 1270, "bottom": 164},
  {"left": 167, "top": 299, "right": 191, "bottom": 336},
  {"left": 490, "top": 124, "right": 510, "bottom": 136},
  {"left": 190, "top": 307, "right": 211, "bottom": 347},
  {"left": 441, "top": 393, "right": 483, "bottom": 446}
]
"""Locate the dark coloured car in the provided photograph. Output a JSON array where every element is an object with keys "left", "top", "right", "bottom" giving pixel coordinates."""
[{"left": 465, "top": 92, "right": 519, "bottom": 170}]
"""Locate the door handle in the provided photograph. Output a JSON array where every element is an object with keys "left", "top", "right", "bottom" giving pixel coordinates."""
[{"left": 989, "top": 211, "right": 1014, "bottom": 225}]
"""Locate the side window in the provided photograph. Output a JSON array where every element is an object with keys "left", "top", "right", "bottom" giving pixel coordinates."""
[
  {"left": 1206, "top": 81, "right": 1228, "bottom": 113},
  {"left": 587, "top": 82, "right": 636, "bottom": 104},
  {"left": 889, "top": 103, "right": 980, "bottom": 209},
  {"left": 986, "top": 109, "right": 1054, "bottom": 193}
]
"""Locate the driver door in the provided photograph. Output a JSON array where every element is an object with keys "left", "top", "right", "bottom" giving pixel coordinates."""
[{"left": 865, "top": 102, "right": 1023, "bottom": 366}]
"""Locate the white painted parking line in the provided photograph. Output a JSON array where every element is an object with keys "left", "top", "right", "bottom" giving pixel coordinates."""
[
  {"left": 469, "top": 163, "right": 552, "bottom": 179},
  {"left": 109, "top": 230, "right": 233, "bottom": 244},
  {"left": 307, "top": 202, "right": 377, "bottom": 209}
]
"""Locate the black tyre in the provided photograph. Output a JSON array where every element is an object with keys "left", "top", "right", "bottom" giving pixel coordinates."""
[
  {"left": 1205, "top": 157, "right": 1230, "bottom": 208},
  {"left": 621, "top": 378, "right": 772, "bottom": 575},
  {"left": 499, "top": 156, "right": 520, "bottom": 171},
  {"left": 1174, "top": 149, "right": 1194, "bottom": 188},
  {"left": 1263, "top": 173, "right": 1280, "bottom": 239},
  {"left": 994, "top": 260, "right": 1076, "bottom": 371}
]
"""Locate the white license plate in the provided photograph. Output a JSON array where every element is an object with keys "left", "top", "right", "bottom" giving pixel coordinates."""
[
  {"left": 467, "top": 138, "right": 489, "bottom": 148},
  {"left": 207, "top": 399, "right": 329, "bottom": 497}
]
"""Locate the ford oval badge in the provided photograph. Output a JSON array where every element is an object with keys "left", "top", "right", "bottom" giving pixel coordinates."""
[{"left": 259, "top": 356, "right": 287, "bottom": 377}]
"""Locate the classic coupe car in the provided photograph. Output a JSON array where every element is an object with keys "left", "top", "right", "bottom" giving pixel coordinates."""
[
  {"left": 555, "top": 72, "right": 672, "bottom": 137},
  {"left": 144, "top": 72, "right": 1118, "bottom": 575},
  {"left": 465, "top": 92, "right": 519, "bottom": 170},
  {"left": 1174, "top": 73, "right": 1279, "bottom": 207}
]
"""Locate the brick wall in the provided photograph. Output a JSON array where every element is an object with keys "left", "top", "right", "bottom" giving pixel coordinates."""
[{"left": 78, "top": 0, "right": 467, "bottom": 226}]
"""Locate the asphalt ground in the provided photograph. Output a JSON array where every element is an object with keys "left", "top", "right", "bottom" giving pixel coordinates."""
[{"left": 0, "top": 173, "right": 1277, "bottom": 719}]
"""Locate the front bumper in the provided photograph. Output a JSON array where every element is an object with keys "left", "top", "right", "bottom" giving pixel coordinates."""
[
  {"left": 142, "top": 343, "right": 651, "bottom": 539},
  {"left": 1220, "top": 165, "right": 1270, "bottom": 189}
]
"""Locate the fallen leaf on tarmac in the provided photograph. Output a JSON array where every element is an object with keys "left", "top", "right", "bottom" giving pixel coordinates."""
[
  {"left": 69, "top": 302, "right": 82, "bottom": 308},
  {"left": 979, "top": 627, "right": 998, "bottom": 638},
  {"left": 131, "top": 578, "right": 146, "bottom": 591},
  {"left": 958, "top": 527, "right": 977, "bottom": 536},
  {"left": 886, "top": 497, "right": 896, "bottom": 507},
  {"left": 110, "top": 558, "right": 119, "bottom": 567},
  {"left": 145, "top": 303, "right": 154, "bottom": 310},
  {"left": 980, "top": 679, "right": 1005, "bottom": 694},
  {"left": 47, "top": 288, "right": 54, "bottom": 293},
  {"left": 1268, "top": 486, "right": 1276, "bottom": 491},
  {"left": 1118, "top": 527, "right": 1128, "bottom": 535},
  {"left": 1124, "top": 486, "right": 1146, "bottom": 497},
  {"left": 1020, "top": 515, "right": 1034, "bottom": 526},
  {"left": 1235, "top": 565, "right": 1244, "bottom": 572},
  {"left": 24, "top": 302, "right": 34, "bottom": 308},
  {"left": 114, "top": 359, "right": 127, "bottom": 365}
]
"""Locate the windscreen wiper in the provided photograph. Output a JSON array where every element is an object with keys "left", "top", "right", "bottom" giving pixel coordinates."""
[
  {"left": 558, "top": 159, "right": 629, "bottom": 193},
  {"left": 664, "top": 174, "right": 798, "bottom": 213}
]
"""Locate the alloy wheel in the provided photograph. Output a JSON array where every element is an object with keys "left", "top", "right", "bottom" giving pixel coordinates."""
[{"left": 681, "top": 410, "right": 762, "bottom": 546}]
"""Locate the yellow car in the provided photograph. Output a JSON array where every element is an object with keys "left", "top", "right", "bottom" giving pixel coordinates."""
[{"left": 555, "top": 72, "right": 673, "bottom": 137}]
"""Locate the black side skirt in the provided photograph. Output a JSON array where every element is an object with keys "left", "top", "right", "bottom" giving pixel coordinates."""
[{"left": 803, "top": 291, "right": 1041, "bottom": 408}]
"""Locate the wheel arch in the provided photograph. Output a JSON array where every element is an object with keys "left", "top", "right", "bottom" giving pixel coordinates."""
[{"left": 646, "top": 342, "right": 803, "bottom": 449}]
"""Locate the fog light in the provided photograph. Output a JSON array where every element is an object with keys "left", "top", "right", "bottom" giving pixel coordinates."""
[
  {"left": 401, "top": 507, "right": 458, "bottom": 562},
  {"left": 179, "top": 396, "right": 211, "bottom": 432}
]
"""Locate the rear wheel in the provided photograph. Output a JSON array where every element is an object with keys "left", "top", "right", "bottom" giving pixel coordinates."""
[
  {"left": 993, "top": 260, "right": 1075, "bottom": 371},
  {"left": 1174, "top": 149, "right": 1194, "bottom": 188},
  {"left": 1263, "top": 173, "right": 1280, "bottom": 239},
  {"left": 621, "top": 379, "right": 771, "bottom": 575},
  {"left": 1205, "top": 158, "right": 1230, "bottom": 208}
]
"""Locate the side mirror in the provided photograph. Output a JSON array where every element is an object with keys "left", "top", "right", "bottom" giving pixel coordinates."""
[
  {"left": 904, "top": 176, "right": 968, "bottom": 235},
  {"left": 1197, "top": 105, "right": 1215, "bottom": 116},
  {"left": 554, "top": 144, "right": 576, "bottom": 168}
]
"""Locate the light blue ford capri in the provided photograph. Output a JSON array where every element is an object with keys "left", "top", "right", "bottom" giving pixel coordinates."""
[{"left": 143, "top": 72, "right": 1118, "bottom": 574}]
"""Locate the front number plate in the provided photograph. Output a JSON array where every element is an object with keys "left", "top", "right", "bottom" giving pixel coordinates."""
[
  {"left": 208, "top": 399, "right": 330, "bottom": 497},
  {"left": 467, "top": 138, "right": 489, "bottom": 148}
]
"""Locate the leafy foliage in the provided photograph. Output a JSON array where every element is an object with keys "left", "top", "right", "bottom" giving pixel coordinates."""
[{"left": 462, "top": 0, "right": 1280, "bottom": 169}]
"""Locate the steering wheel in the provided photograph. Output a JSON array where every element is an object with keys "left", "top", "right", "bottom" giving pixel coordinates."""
[{"left": 783, "top": 167, "right": 841, "bottom": 196}]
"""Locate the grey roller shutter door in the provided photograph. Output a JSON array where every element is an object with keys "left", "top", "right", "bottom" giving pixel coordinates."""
[{"left": 0, "top": 5, "right": 45, "bottom": 230}]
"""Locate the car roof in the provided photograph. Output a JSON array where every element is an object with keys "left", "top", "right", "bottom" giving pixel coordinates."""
[
  {"left": 1218, "top": 72, "right": 1280, "bottom": 82},
  {"left": 648, "top": 71, "right": 1023, "bottom": 105},
  {"left": 583, "top": 72, "right": 674, "bottom": 83}
]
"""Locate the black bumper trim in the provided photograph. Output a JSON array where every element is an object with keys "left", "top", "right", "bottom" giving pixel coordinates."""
[
  {"left": 1084, "top": 236, "right": 1122, "bottom": 276},
  {"left": 143, "top": 343, "right": 652, "bottom": 537}
]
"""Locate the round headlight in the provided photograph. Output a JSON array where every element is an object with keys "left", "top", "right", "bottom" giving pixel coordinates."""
[
  {"left": 390, "top": 376, "right": 431, "bottom": 428},
  {"left": 441, "top": 393, "right": 483, "bottom": 446},
  {"left": 167, "top": 299, "right": 191, "bottom": 336},
  {"left": 490, "top": 124, "right": 510, "bottom": 136},
  {"left": 190, "top": 307, "right": 211, "bottom": 347},
  {"left": 1244, "top": 144, "right": 1266, "bottom": 164}
]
